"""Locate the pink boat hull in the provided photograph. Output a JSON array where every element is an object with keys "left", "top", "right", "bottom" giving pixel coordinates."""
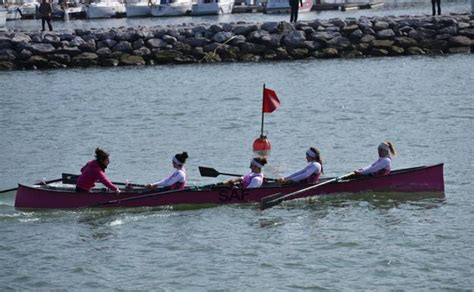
[{"left": 14, "top": 164, "right": 444, "bottom": 209}]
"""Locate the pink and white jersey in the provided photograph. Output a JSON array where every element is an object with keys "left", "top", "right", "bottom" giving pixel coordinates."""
[
  {"left": 285, "top": 161, "right": 321, "bottom": 183},
  {"left": 359, "top": 157, "right": 391, "bottom": 176},
  {"left": 242, "top": 172, "right": 264, "bottom": 188},
  {"left": 153, "top": 169, "right": 186, "bottom": 189}
]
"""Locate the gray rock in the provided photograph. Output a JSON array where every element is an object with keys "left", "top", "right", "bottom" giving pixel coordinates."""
[
  {"left": 18, "top": 49, "right": 33, "bottom": 60},
  {"left": 72, "top": 52, "right": 98, "bottom": 67},
  {"left": 57, "top": 46, "right": 82, "bottom": 56},
  {"left": 260, "top": 34, "right": 282, "bottom": 48},
  {"left": 133, "top": 38, "right": 145, "bottom": 50},
  {"left": 261, "top": 22, "right": 279, "bottom": 33},
  {"left": 43, "top": 34, "right": 62, "bottom": 47},
  {"left": 183, "top": 37, "right": 210, "bottom": 47},
  {"left": 447, "top": 46, "right": 471, "bottom": 54},
  {"left": 12, "top": 33, "right": 32, "bottom": 44},
  {"left": 360, "top": 34, "right": 376, "bottom": 43},
  {"left": 120, "top": 54, "right": 146, "bottom": 66},
  {"left": 371, "top": 39, "right": 395, "bottom": 48},
  {"left": 213, "top": 31, "right": 234, "bottom": 43},
  {"left": 349, "top": 29, "right": 364, "bottom": 41},
  {"left": 240, "top": 42, "right": 267, "bottom": 54},
  {"left": 96, "top": 47, "right": 112, "bottom": 58},
  {"left": 99, "top": 58, "right": 119, "bottom": 67},
  {"left": 27, "top": 55, "right": 49, "bottom": 68},
  {"left": 27, "top": 43, "right": 56, "bottom": 54},
  {"left": 0, "top": 49, "right": 16, "bottom": 61},
  {"left": 229, "top": 35, "right": 246, "bottom": 46},
  {"left": 147, "top": 38, "right": 168, "bottom": 49},
  {"left": 406, "top": 46, "right": 425, "bottom": 55},
  {"left": 233, "top": 24, "right": 259, "bottom": 36},
  {"left": 289, "top": 48, "right": 309, "bottom": 59},
  {"left": 283, "top": 30, "right": 306, "bottom": 48},
  {"left": 449, "top": 36, "right": 472, "bottom": 46},
  {"left": 113, "top": 41, "right": 133, "bottom": 52},
  {"left": 247, "top": 30, "right": 269, "bottom": 44},
  {"left": 377, "top": 29, "right": 395, "bottom": 39},
  {"left": 70, "top": 36, "right": 86, "bottom": 47},
  {"left": 163, "top": 35, "right": 178, "bottom": 44},
  {"left": 79, "top": 39, "right": 96, "bottom": 52},
  {"left": 97, "top": 39, "right": 117, "bottom": 49},
  {"left": 394, "top": 36, "right": 418, "bottom": 47},
  {"left": 116, "top": 31, "right": 139, "bottom": 42},
  {"left": 48, "top": 53, "right": 71, "bottom": 64},
  {"left": 0, "top": 61, "right": 15, "bottom": 70},
  {"left": 327, "top": 36, "right": 351, "bottom": 49},
  {"left": 133, "top": 46, "right": 152, "bottom": 57},
  {"left": 239, "top": 53, "right": 261, "bottom": 62}
]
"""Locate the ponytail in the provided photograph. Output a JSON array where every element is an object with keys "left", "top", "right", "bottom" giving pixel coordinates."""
[
  {"left": 309, "top": 147, "right": 323, "bottom": 173},
  {"left": 386, "top": 141, "right": 396, "bottom": 157}
]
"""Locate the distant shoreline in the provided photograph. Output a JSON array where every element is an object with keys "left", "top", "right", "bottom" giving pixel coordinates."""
[{"left": 0, "top": 13, "right": 472, "bottom": 70}]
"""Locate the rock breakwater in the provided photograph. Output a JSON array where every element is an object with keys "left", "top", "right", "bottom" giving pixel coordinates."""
[{"left": 0, "top": 13, "right": 473, "bottom": 70}]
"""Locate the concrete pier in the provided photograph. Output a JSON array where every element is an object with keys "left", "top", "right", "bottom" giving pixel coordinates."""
[{"left": 0, "top": 13, "right": 472, "bottom": 70}]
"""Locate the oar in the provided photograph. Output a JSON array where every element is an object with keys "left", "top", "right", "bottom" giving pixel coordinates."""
[
  {"left": 0, "top": 177, "right": 64, "bottom": 194},
  {"left": 87, "top": 187, "right": 193, "bottom": 207},
  {"left": 198, "top": 166, "right": 242, "bottom": 178},
  {"left": 62, "top": 173, "right": 145, "bottom": 188},
  {"left": 260, "top": 172, "right": 355, "bottom": 210},
  {"left": 198, "top": 166, "right": 277, "bottom": 182}
]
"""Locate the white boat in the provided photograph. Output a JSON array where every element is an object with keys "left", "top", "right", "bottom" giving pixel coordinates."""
[
  {"left": 63, "top": 0, "right": 87, "bottom": 19},
  {"left": 87, "top": 0, "right": 126, "bottom": 18},
  {"left": 19, "top": 0, "right": 40, "bottom": 19},
  {"left": 150, "top": 0, "right": 193, "bottom": 16},
  {"left": 126, "top": 0, "right": 151, "bottom": 17},
  {"left": 0, "top": 7, "right": 6, "bottom": 27},
  {"left": 264, "top": 0, "right": 313, "bottom": 14},
  {"left": 191, "top": 0, "right": 233, "bottom": 15},
  {"left": 6, "top": 5, "right": 22, "bottom": 20}
]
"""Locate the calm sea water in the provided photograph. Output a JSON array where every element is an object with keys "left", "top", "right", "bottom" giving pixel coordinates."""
[{"left": 0, "top": 43, "right": 473, "bottom": 289}]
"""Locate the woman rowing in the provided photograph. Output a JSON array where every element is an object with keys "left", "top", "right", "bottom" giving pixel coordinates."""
[
  {"left": 354, "top": 141, "right": 397, "bottom": 176},
  {"left": 76, "top": 148, "right": 120, "bottom": 193},
  {"left": 226, "top": 157, "right": 268, "bottom": 188},
  {"left": 278, "top": 147, "right": 323, "bottom": 184},
  {"left": 146, "top": 152, "right": 188, "bottom": 190}
]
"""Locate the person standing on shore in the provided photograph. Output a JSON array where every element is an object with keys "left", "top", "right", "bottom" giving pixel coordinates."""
[
  {"left": 432, "top": 0, "right": 441, "bottom": 15},
  {"left": 39, "top": 0, "right": 53, "bottom": 32},
  {"left": 289, "top": 0, "right": 303, "bottom": 23}
]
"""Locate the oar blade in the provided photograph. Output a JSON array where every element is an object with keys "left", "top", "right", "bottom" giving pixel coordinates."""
[
  {"left": 62, "top": 173, "right": 79, "bottom": 184},
  {"left": 198, "top": 166, "right": 220, "bottom": 178},
  {"left": 260, "top": 196, "right": 285, "bottom": 210}
]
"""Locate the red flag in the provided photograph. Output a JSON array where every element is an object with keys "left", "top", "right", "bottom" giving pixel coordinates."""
[{"left": 263, "top": 88, "right": 280, "bottom": 113}]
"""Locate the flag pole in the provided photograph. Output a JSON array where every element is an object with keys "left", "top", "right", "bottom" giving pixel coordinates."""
[{"left": 261, "top": 84, "right": 265, "bottom": 137}]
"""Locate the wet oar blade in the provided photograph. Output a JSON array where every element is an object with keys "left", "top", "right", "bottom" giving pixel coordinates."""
[{"left": 198, "top": 166, "right": 220, "bottom": 178}]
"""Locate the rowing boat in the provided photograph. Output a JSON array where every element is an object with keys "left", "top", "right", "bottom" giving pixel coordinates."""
[{"left": 14, "top": 164, "right": 444, "bottom": 209}]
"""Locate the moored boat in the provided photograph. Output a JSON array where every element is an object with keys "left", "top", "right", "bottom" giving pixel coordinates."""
[
  {"left": 87, "top": 0, "right": 126, "bottom": 18},
  {"left": 150, "top": 0, "right": 193, "bottom": 17},
  {"left": 126, "top": 0, "right": 151, "bottom": 17},
  {"left": 264, "top": 0, "right": 312, "bottom": 14},
  {"left": 14, "top": 164, "right": 444, "bottom": 209},
  {"left": 191, "top": 0, "right": 233, "bottom": 15},
  {"left": 0, "top": 6, "right": 6, "bottom": 27}
]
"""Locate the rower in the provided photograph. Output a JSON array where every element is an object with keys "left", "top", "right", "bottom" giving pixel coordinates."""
[
  {"left": 354, "top": 141, "right": 397, "bottom": 176},
  {"left": 76, "top": 148, "right": 120, "bottom": 194},
  {"left": 225, "top": 157, "right": 267, "bottom": 188},
  {"left": 146, "top": 152, "right": 188, "bottom": 190},
  {"left": 278, "top": 147, "right": 323, "bottom": 184}
]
